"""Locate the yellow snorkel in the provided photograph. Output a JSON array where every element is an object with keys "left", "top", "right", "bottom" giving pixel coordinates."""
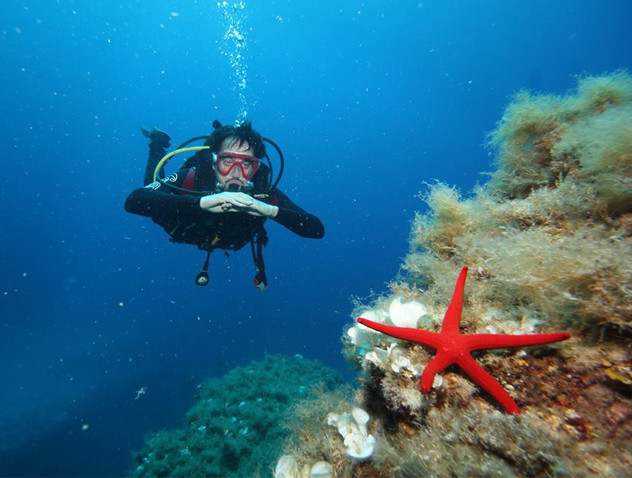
[{"left": 152, "top": 146, "right": 210, "bottom": 182}]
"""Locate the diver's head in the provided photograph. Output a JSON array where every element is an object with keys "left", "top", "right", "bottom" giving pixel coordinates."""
[
  {"left": 212, "top": 137, "right": 260, "bottom": 191},
  {"left": 206, "top": 121, "right": 266, "bottom": 191}
]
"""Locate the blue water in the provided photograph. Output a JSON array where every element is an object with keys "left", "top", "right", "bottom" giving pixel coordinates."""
[{"left": 1, "top": 1, "right": 630, "bottom": 475}]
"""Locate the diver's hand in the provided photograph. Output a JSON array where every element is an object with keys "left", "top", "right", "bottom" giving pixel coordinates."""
[
  {"left": 246, "top": 198, "right": 279, "bottom": 218},
  {"left": 200, "top": 192, "right": 278, "bottom": 217},
  {"left": 200, "top": 192, "right": 254, "bottom": 213}
]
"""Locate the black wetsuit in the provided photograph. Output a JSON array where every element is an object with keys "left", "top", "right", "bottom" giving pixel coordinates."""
[{"left": 124, "top": 162, "right": 324, "bottom": 252}]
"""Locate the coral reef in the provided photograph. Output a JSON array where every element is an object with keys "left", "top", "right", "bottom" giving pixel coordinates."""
[
  {"left": 404, "top": 71, "right": 632, "bottom": 334},
  {"left": 129, "top": 354, "right": 343, "bottom": 478},
  {"left": 278, "top": 72, "right": 632, "bottom": 477}
]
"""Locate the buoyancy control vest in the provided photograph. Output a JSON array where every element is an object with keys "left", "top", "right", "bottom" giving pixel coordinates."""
[{"left": 159, "top": 163, "right": 270, "bottom": 290}]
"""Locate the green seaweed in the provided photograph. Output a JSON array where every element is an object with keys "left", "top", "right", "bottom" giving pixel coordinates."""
[
  {"left": 130, "top": 355, "right": 343, "bottom": 478},
  {"left": 403, "top": 71, "right": 632, "bottom": 333}
]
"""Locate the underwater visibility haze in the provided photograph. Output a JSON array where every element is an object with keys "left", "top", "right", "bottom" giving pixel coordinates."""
[{"left": 1, "top": 1, "right": 631, "bottom": 476}]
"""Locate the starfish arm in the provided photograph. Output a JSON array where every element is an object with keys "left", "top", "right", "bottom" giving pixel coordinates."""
[
  {"left": 420, "top": 351, "right": 454, "bottom": 393},
  {"left": 463, "top": 332, "right": 571, "bottom": 352},
  {"left": 441, "top": 267, "right": 469, "bottom": 334},
  {"left": 357, "top": 318, "right": 443, "bottom": 349},
  {"left": 456, "top": 354, "right": 521, "bottom": 415}
]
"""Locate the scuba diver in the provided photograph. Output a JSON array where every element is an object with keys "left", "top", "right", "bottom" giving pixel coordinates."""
[{"left": 124, "top": 120, "right": 324, "bottom": 289}]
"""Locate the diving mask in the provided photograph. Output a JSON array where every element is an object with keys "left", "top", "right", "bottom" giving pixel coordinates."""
[{"left": 214, "top": 151, "right": 260, "bottom": 180}]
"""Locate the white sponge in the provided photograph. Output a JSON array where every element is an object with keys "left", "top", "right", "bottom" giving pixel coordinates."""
[{"left": 327, "top": 407, "right": 376, "bottom": 459}]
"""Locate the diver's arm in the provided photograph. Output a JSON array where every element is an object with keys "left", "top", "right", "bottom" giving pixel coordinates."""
[
  {"left": 124, "top": 183, "right": 201, "bottom": 220},
  {"left": 269, "top": 189, "right": 325, "bottom": 239}
]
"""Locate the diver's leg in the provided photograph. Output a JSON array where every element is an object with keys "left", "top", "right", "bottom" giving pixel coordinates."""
[{"left": 141, "top": 126, "right": 171, "bottom": 185}]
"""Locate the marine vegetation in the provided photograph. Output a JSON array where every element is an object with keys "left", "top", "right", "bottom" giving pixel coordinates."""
[
  {"left": 129, "top": 354, "right": 343, "bottom": 478},
  {"left": 276, "top": 71, "right": 632, "bottom": 477}
]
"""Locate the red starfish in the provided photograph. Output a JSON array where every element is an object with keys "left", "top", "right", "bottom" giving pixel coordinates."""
[{"left": 357, "top": 266, "right": 570, "bottom": 414}]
